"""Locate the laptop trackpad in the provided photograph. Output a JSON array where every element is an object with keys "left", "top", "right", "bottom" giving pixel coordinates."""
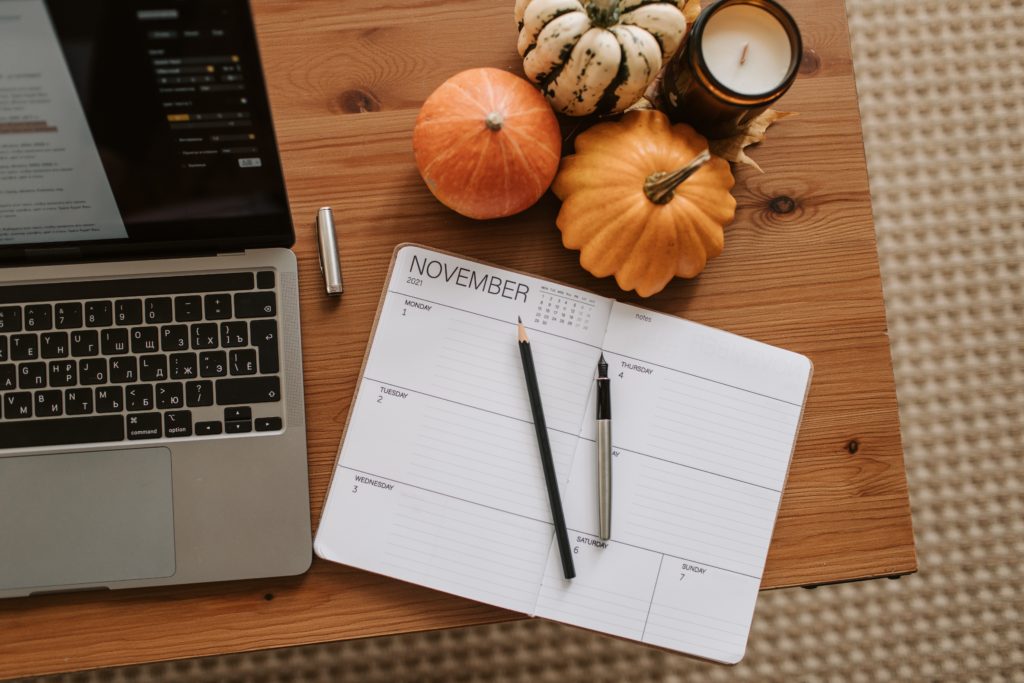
[{"left": 0, "top": 447, "right": 175, "bottom": 592}]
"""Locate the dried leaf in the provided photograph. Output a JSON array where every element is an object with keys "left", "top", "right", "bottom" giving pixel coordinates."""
[
  {"left": 624, "top": 96, "right": 656, "bottom": 112},
  {"left": 708, "top": 109, "right": 797, "bottom": 172},
  {"left": 682, "top": 0, "right": 702, "bottom": 25}
]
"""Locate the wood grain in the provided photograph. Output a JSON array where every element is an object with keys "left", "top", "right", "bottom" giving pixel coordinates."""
[{"left": 0, "top": 0, "right": 917, "bottom": 678}]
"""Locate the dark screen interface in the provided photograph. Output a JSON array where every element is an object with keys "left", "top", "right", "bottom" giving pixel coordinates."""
[{"left": 44, "top": 0, "right": 289, "bottom": 241}]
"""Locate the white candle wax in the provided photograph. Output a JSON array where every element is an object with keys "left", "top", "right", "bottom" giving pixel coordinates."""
[{"left": 701, "top": 4, "right": 793, "bottom": 96}]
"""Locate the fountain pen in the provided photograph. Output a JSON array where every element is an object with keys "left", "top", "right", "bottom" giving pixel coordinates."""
[{"left": 596, "top": 354, "right": 612, "bottom": 541}]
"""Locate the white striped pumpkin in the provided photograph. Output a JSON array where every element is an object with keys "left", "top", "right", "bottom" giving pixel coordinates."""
[{"left": 515, "top": 0, "right": 689, "bottom": 116}]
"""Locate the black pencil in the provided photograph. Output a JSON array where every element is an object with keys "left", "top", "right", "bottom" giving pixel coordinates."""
[{"left": 517, "top": 317, "right": 576, "bottom": 580}]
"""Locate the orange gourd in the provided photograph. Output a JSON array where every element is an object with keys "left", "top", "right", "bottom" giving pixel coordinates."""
[
  {"left": 413, "top": 68, "right": 562, "bottom": 220},
  {"left": 553, "top": 109, "right": 736, "bottom": 296}
]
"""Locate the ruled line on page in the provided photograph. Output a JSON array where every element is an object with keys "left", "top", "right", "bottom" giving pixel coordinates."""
[
  {"left": 403, "top": 389, "right": 578, "bottom": 520},
  {"left": 605, "top": 348, "right": 803, "bottom": 407},
  {"left": 537, "top": 537, "right": 664, "bottom": 641},
  {"left": 338, "top": 465, "right": 759, "bottom": 580},
  {"left": 429, "top": 313, "right": 598, "bottom": 432},
  {"left": 382, "top": 486, "right": 552, "bottom": 614},
  {"left": 655, "top": 384, "right": 799, "bottom": 436},
  {"left": 362, "top": 377, "right": 583, "bottom": 441},
  {"left": 389, "top": 289, "right": 604, "bottom": 350}
]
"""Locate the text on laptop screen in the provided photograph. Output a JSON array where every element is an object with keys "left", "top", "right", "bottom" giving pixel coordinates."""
[{"left": 0, "top": 0, "right": 292, "bottom": 251}]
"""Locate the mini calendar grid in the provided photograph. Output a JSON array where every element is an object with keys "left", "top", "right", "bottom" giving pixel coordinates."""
[{"left": 533, "top": 285, "right": 598, "bottom": 331}]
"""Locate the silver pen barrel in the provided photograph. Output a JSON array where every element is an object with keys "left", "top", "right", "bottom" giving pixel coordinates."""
[
  {"left": 316, "top": 206, "right": 344, "bottom": 296},
  {"left": 597, "top": 419, "right": 612, "bottom": 540}
]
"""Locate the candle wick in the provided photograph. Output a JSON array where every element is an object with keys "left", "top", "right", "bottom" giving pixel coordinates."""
[{"left": 739, "top": 42, "right": 749, "bottom": 65}]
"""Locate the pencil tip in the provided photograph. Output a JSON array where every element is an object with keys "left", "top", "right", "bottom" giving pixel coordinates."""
[{"left": 517, "top": 316, "right": 522, "bottom": 323}]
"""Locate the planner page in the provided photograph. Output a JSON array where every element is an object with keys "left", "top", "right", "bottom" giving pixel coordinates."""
[
  {"left": 535, "top": 303, "right": 812, "bottom": 663},
  {"left": 315, "top": 245, "right": 611, "bottom": 614}
]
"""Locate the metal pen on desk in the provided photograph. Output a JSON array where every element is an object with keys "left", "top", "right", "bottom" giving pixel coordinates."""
[
  {"left": 316, "top": 206, "right": 344, "bottom": 296},
  {"left": 596, "top": 354, "right": 612, "bottom": 541}
]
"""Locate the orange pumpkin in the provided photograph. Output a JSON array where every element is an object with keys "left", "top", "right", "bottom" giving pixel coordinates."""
[
  {"left": 553, "top": 109, "right": 736, "bottom": 296},
  {"left": 413, "top": 68, "right": 562, "bottom": 220}
]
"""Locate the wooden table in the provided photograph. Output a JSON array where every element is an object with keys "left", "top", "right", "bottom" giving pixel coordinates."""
[{"left": 0, "top": 0, "right": 917, "bottom": 678}]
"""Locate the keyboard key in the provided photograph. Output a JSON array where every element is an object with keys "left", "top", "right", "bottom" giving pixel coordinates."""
[
  {"left": 11, "top": 333, "right": 38, "bottom": 361},
  {"left": 174, "top": 295, "right": 202, "bottom": 322},
  {"left": 229, "top": 349, "right": 257, "bottom": 375},
  {"left": 170, "top": 352, "right": 198, "bottom": 379},
  {"left": 85, "top": 300, "right": 113, "bottom": 327},
  {"left": 250, "top": 320, "right": 280, "bottom": 374},
  {"left": 95, "top": 386, "right": 124, "bottom": 413},
  {"left": 186, "top": 380, "right": 213, "bottom": 407},
  {"left": 139, "top": 354, "right": 168, "bottom": 381},
  {"left": 216, "top": 376, "right": 280, "bottom": 405},
  {"left": 41, "top": 332, "right": 69, "bottom": 359},
  {"left": 79, "top": 358, "right": 107, "bottom": 385},
  {"left": 203, "top": 293, "right": 232, "bottom": 320},
  {"left": 226, "top": 420, "right": 252, "bottom": 434},
  {"left": 24, "top": 304, "right": 52, "bottom": 331},
  {"left": 0, "top": 272, "right": 255, "bottom": 305},
  {"left": 221, "top": 321, "right": 248, "bottom": 348},
  {"left": 191, "top": 323, "right": 218, "bottom": 350},
  {"left": 65, "top": 388, "right": 94, "bottom": 415},
  {"left": 110, "top": 356, "right": 138, "bottom": 383},
  {"left": 19, "top": 362, "right": 46, "bottom": 389},
  {"left": 131, "top": 326, "right": 159, "bottom": 354},
  {"left": 0, "top": 415, "right": 124, "bottom": 447},
  {"left": 161, "top": 324, "right": 189, "bottom": 351},
  {"left": 71, "top": 330, "right": 100, "bottom": 357},
  {"left": 256, "top": 271, "right": 275, "bottom": 289},
  {"left": 126, "top": 413, "right": 161, "bottom": 440},
  {"left": 0, "top": 336, "right": 6, "bottom": 361},
  {"left": 200, "top": 350, "right": 227, "bottom": 377},
  {"left": 234, "top": 292, "right": 276, "bottom": 318},
  {"left": 0, "top": 306, "right": 22, "bottom": 332},
  {"left": 156, "top": 381, "right": 184, "bottom": 409},
  {"left": 4, "top": 391, "right": 32, "bottom": 419},
  {"left": 164, "top": 410, "right": 193, "bottom": 438},
  {"left": 195, "top": 421, "right": 223, "bottom": 435},
  {"left": 35, "top": 390, "right": 63, "bottom": 417},
  {"left": 0, "top": 363, "right": 15, "bottom": 390},
  {"left": 255, "top": 416, "right": 283, "bottom": 432},
  {"left": 126, "top": 384, "right": 154, "bottom": 411},
  {"left": 55, "top": 302, "right": 82, "bottom": 329},
  {"left": 115, "top": 299, "right": 143, "bottom": 325},
  {"left": 48, "top": 360, "right": 77, "bottom": 387},
  {"left": 101, "top": 328, "right": 129, "bottom": 355},
  {"left": 145, "top": 297, "right": 173, "bottom": 324},
  {"left": 225, "top": 406, "right": 252, "bottom": 421}
]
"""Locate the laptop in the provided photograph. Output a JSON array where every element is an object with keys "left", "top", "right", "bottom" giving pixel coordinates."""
[{"left": 0, "top": 0, "right": 311, "bottom": 598}]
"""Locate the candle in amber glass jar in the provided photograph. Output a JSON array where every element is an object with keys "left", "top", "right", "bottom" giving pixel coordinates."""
[{"left": 661, "top": 0, "right": 802, "bottom": 139}]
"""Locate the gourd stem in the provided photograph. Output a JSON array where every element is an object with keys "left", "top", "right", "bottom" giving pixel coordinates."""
[
  {"left": 586, "top": 0, "right": 621, "bottom": 27},
  {"left": 644, "top": 150, "right": 712, "bottom": 205},
  {"left": 485, "top": 112, "right": 503, "bottom": 131}
]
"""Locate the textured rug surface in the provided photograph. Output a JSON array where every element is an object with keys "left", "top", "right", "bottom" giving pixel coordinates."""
[{"left": 16, "top": 0, "right": 1024, "bottom": 680}]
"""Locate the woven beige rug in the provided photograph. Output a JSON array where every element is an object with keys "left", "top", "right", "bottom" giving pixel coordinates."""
[{"left": 19, "top": 0, "right": 1024, "bottom": 680}]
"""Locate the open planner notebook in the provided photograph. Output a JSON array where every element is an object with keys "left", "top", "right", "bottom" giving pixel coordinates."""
[{"left": 315, "top": 245, "right": 812, "bottom": 663}]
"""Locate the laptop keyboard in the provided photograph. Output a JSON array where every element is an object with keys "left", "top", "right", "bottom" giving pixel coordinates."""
[{"left": 0, "top": 270, "right": 284, "bottom": 450}]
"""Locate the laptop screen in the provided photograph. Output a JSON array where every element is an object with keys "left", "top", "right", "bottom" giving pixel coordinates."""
[{"left": 0, "top": 0, "right": 293, "bottom": 260}]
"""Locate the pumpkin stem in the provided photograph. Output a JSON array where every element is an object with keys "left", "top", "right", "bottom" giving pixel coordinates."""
[
  {"left": 586, "top": 0, "right": 621, "bottom": 27},
  {"left": 485, "top": 112, "right": 504, "bottom": 131},
  {"left": 643, "top": 150, "right": 712, "bottom": 205}
]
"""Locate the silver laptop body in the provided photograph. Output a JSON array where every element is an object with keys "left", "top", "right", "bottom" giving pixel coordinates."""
[{"left": 0, "top": 0, "right": 311, "bottom": 598}]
